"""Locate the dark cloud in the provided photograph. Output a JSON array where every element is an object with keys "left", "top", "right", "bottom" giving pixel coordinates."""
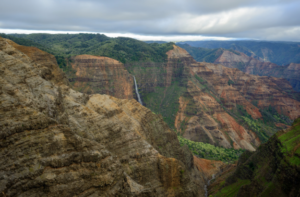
[{"left": 0, "top": 0, "right": 300, "bottom": 41}]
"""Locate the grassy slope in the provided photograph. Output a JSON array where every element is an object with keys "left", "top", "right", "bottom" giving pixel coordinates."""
[{"left": 211, "top": 117, "right": 300, "bottom": 197}]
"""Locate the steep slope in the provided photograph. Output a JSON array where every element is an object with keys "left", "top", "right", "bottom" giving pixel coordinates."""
[
  {"left": 209, "top": 117, "right": 300, "bottom": 197},
  {"left": 214, "top": 50, "right": 300, "bottom": 92},
  {"left": 178, "top": 61, "right": 300, "bottom": 149},
  {"left": 123, "top": 45, "right": 300, "bottom": 151},
  {"left": 9, "top": 34, "right": 299, "bottom": 153},
  {"left": 0, "top": 37, "right": 205, "bottom": 196},
  {"left": 68, "top": 54, "right": 134, "bottom": 99}
]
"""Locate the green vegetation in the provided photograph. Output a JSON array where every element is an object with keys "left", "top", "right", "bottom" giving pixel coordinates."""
[
  {"left": 177, "top": 44, "right": 222, "bottom": 63},
  {"left": 211, "top": 118, "right": 300, "bottom": 197},
  {"left": 178, "top": 136, "right": 244, "bottom": 162},
  {"left": 142, "top": 81, "right": 186, "bottom": 130},
  {"left": 213, "top": 179, "right": 251, "bottom": 197},
  {"left": 227, "top": 80, "right": 234, "bottom": 86},
  {"left": 229, "top": 104, "right": 291, "bottom": 143},
  {"left": 1, "top": 33, "right": 174, "bottom": 65},
  {"left": 278, "top": 120, "right": 300, "bottom": 165}
]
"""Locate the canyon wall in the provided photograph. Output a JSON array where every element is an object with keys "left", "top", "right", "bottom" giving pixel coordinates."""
[
  {"left": 0, "top": 37, "right": 205, "bottom": 196},
  {"left": 132, "top": 46, "right": 300, "bottom": 151},
  {"left": 68, "top": 54, "right": 134, "bottom": 99},
  {"left": 60, "top": 44, "right": 300, "bottom": 151},
  {"left": 214, "top": 50, "right": 300, "bottom": 92}
]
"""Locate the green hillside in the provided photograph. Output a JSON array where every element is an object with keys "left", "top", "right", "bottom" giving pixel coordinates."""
[
  {"left": 210, "top": 117, "right": 300, "bottom": 197},
  {"left": 1, "top": 33, "right": 174, "bottom": 65}
]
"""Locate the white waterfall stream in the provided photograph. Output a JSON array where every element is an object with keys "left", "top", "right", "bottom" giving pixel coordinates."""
[
  {"left": 133, "top": 76, "right": 143, "bottom": 105},
  {"left": 204, "top": 174, "right": 215, "bottom": 197}
]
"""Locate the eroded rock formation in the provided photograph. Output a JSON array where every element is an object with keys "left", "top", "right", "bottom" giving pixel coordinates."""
[
  {"left": 55, "top": 44, "right": 300, "bottom": 152},
  {"left": 69, "top": 54, "right": 134, "bottom": 99},
  {"left": 0, "top": 37, "right": 205, "bottom": 196},
  {"left": 214, "top": 50, "right": 300, "bottom": 92}
]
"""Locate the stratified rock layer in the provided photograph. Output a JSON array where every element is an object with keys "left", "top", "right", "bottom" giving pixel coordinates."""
[
  {"left": 214, "top": 50, "right": 300, "bottom": 92},
  {"left": 69, "top": 54, "right": 134, "bottom": 99},
  {"left": 0, "top": 37, "right": 204, "bottom": 196}
]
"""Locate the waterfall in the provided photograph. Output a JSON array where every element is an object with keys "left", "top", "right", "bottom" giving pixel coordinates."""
[
  {"left": 133, "top": 76, "right": 143, "bottom": 105},
  {"left": 204, "top": 174, "right": 215, "bottom": 197}
]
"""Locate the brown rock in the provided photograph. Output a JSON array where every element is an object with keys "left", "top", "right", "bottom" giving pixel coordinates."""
[
  {"left": 0, "top": 37, "right": 204, "bottom": 196},
  {"left": 69, "top": 54, "right": 134, "bottom": 99}
]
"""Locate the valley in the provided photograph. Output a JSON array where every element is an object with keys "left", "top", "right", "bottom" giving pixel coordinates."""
[{"left": 1, "top": 34, "right": 300, "bottom": 197}]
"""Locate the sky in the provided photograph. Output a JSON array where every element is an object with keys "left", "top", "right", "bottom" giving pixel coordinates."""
[{"left": 1, "top": 0, "right": 300, "bottom": 42}]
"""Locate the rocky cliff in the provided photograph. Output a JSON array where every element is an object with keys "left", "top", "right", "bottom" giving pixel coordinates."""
[
  {"left": 67, "top": 54, "right": 134, "bottom": 99},
  {"left": 55, "top": 44, "right": 300, "bottom": 152},
  {"left": 208, "top": 117, "right": 300, "bottom": 197},
  {"left": 168, "top": 47, "right": 300, "bottom": 150},
  {"left": 0, "top": 37, "right": 205, "bottom": 196},
  {"left": 176, "top": 59, "right": 300, "bottom": 148},
  {"left": 214, "top": 50, "right": 300, "bottom": 92},
  {"left": 113, "top": 45, "right": 300, "bottom": 151}
]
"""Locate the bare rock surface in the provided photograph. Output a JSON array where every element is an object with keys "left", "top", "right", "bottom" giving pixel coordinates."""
[
  {"left": 69, "top": 55, "right": 134, "bottom": 99},
  {"left": 0, "top": 37, "right": 204, "bottom": 196}
]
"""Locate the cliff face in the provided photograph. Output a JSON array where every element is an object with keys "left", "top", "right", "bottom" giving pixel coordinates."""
[
  {"left": 175, "top": 60, "right": 300, "bottom": 149},
  {"left": 123, "top": 46, "right": 300, "bottom": 151},
  {"left": 214, "top": 50, "right": 300, "bottom": 92},
  {"left": 209, "top": 117, "right": 300, "bottom": 197},
  {"left": 67, "top": 54, "right": 134, "bottom": 99},
  {"left": 58, "top": 44, "right": 300, "bottom": 151},
  {"left": 0, "top": 38, "right": 205, "bottom": 196}
]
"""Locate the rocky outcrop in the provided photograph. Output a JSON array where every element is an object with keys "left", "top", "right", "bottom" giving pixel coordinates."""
[
  {"left": 193, "top": 157, "right": 226, "bottom": 182},
  {"left": 0, "top": 37, "right": 204, "bottom": 196},
  {"left": 68, "top": 55, "right": 134, "bottom": 99},
  {"left": 56, "top": 44, "right": 300, "bottom": 152},
  {"left": 194, "top": 62, "right": 300, "bottom": 120},
  {"left": 214, "top": 50, "right": 300, "bottom": 92},
  {"left": 124, "top": 46, "right": 300, "bottom": 151},
  {"left": 208, "top": 117, "right": 300, "bottom": 197},
  {"left": 175, "top": 59, "right": 300, "bottom": 150}
]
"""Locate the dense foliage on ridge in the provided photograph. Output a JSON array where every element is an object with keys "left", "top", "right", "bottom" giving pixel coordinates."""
[
  {"left": 178, "top": 136, "right": 244, "bottom": 162},
  {"left": 0, "top": 33, "right": 174, "bottom": 66}
]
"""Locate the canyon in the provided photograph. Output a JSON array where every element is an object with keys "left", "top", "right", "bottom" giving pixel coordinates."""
[
  {"left": 1, "top": 35, "right": 300, "bottom": 196},
  {"left": 0, "top": 37, "right": 207, "bottom": 196},
  {"left": 64, "top": 44, "right": 300, "bottom": 152}
]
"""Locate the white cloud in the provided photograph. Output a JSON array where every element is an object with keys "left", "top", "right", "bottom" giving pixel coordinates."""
[
  {"left": 0, "top": 28, "right": 238, "bottom": 41},
  {"left": 0, "top": 0, "right": 300, "bottom": 41}
]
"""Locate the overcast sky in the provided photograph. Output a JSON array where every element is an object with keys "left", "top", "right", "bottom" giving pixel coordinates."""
[{"left": 1, "top": 0, "right": 300, "bottom": 42}]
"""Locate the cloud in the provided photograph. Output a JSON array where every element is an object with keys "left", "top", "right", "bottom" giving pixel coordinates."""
[{"left": 0, "top": 0, "right": 300, "bottom": 41}]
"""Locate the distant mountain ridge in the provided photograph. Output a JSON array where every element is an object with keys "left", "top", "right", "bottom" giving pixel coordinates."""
[
  {"left": 178, "top": 44, "right": 300, "bottom": 92},
  {"left": 177, "top": 40, "right": 300, "bottom": 66}
]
